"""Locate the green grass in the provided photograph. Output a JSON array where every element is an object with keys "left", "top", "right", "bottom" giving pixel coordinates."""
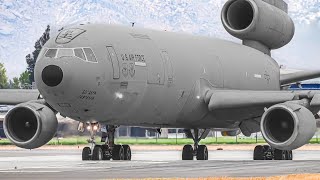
[{"left": 1, "top": 136, "right": 320, "bottom": 146}]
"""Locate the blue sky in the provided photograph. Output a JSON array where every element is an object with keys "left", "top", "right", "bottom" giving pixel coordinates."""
[{"left": 0, "top": 0, "right": 319, "bottom": 79}]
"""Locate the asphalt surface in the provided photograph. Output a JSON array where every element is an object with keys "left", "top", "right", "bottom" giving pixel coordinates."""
[{"left": 1, "top": 148, "right": 320, "bottom": 179}]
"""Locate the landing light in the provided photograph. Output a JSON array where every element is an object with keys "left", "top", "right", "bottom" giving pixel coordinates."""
[
  {"left": 196, "top": 96, "right": 201, "bottom": 99},
  {"left": 93, "top": 125, "right": 98, "bottom": 131},
  {"left": 115, "top": 92, "right": 124, "bottom": 99},
  {"left": 86, "top": 126, "right": 91, "bottom": 130}
]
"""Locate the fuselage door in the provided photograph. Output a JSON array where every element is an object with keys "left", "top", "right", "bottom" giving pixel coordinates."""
[
  {"left": 106, "top": 46, "right": 120, "bottom": 79},
  {"left": 161, "top": 51, "right": 174, "bottom": 85}
]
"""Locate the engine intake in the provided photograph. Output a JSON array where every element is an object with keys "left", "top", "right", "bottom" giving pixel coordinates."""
[
  {"left": 221, "top": 0, "right": 295, "bottom": 52},
  {"left": 4, "top": 101, "right": 58, "bottom": 149},
  {"left": 261, "top": 103, "right": 316, "bottom": 150}
]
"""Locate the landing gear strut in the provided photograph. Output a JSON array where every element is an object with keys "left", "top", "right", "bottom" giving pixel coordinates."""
[
  {"left": 81, "top": 123, "right": 131, "bottom": 161},
  {"left": 253, "top": 145, "right": 293, "bottom": 160},
  {"left": 182, "top": 129, "right": 210, "bottom": 160}
]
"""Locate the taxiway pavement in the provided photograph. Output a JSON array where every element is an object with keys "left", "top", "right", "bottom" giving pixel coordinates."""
[{"left": 0, "top": 148, "right": 320, "bottom": 179}]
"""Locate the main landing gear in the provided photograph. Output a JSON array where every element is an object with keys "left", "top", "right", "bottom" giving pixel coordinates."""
[
  {"left": 81, "top": 124, "right": 131, "bottom": 161},
  {"left": 253, "top": 145, "right": 293, "bottom": 160},
  {"left": 182, "top": 129, "right": 210, "bottom": 160}
]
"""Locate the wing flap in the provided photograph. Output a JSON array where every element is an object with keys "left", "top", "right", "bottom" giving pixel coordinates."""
[{"left": 0, "top": 89, "right": 40, "bottom": 105}]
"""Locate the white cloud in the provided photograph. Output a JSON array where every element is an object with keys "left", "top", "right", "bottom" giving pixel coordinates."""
[{"left": 0, "top": 0, "right": 319, "bottom": 79}]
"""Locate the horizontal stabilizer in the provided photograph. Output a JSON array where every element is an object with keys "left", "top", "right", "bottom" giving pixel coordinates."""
[
  {"left": 0, "top": 89, "right": 40, "bottom": 105},
  {"left": 280, "top": 70, "right": 320, "bottom": 85}
]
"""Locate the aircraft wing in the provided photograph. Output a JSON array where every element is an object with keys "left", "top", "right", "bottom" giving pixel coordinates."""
[
  {"left": 0, "top": 89, "right": 40, "bottom": 105},
  {"left": 280, "top": 70, "right": 320, "bottom": 85},
  {"left": 204, "top": 89, "right": 320, "bottom": 111}
]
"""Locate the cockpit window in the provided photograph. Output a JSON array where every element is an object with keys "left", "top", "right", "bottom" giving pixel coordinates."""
[
  {"left": 45, "top": 49, "right": 57, "bottom": 58},
  {"left": 83, "top": 48, "right": 97, "bottom": 62},
  {"left": 74, "top": 48, "right": 86, "bottom": 61},
  {"left": 43, "top": 47, "right": 97, "bottom": 63},
  {"left": 38, "top": 48, "right": 47, "bottom": 59},
  {"left": 57, "top": 49, "right": 74, "bottom": 58}
]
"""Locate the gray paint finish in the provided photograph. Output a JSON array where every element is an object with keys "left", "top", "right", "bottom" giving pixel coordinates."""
[
  {"left": 34, "top": 24, "right": 281, "bottom": 128},
  {"left": 2, "top": 0, "right": 320, "bottom": 151}
]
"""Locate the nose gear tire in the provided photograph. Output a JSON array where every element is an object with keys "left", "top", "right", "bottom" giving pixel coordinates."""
[{"left": 82, "top": 147, "right": 91, "bottom": 160}]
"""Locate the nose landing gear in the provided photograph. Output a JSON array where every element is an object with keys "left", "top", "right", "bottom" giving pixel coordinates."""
[
  {"left": 182, "top": 129, "right": 210, "bottom": 160},
  {"left": 81, "top": 123, "right": 131, "bottom": 161}
]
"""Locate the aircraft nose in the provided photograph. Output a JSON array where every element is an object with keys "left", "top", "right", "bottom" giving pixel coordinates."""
[{"left": 41, "top": 65, "right": 64, "bottom": 87}]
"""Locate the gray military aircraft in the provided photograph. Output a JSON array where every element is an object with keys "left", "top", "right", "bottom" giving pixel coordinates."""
[{"left": 1, "top": 0, "right": 320, "bottom": 161}]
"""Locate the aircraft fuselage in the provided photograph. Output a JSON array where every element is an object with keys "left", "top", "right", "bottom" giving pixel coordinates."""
[{"left": 35, "top": 24, "right": 280, "bottom": 129}]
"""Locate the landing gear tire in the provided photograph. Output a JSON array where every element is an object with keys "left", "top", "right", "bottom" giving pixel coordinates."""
[
  {"left": 274, "top": 149, "right": 293, "bottom": 160},
  {"left": 182, "top": 145, "right": 194, "bottom": 160},
  {"left": 92, "top": 145, "right": 103, "bottom": 160},
  {"left": 101, "top": 145, "right": 111, "bottom": 160},
  {"left": 197, "top": 145, "right": 208, "bottom": 160},
  {"left": 112, "top": 145, "right": 124, "bottom": 160},
  {"left": 122, "top": 145, "right": 132, "bottom": 160},
  {"left": 263, "top": 145, "right": 273, "bottom": 160},
  {"left": 253, "top": 145, "right": 293, "bottom": 160},
  {"left": 253, "top": 145, "right": 264, "bottom": 160},
  {"left": 82, "top": 147, "right": 91, "bottom": 160},
  {"left": 274, "top": 149, "right": 286, "bottom": 160},
  {"left": 286, "top": 150, "right": 293, "bottom": 160}
]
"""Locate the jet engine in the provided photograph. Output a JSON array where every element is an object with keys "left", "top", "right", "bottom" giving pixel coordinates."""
[
  {"left": 261, "top": 103, "right": 316, "bottom": 150},
  {"left": 4, "top": 101, "right": 58, "bottom": 149},
  {"left": 221, "top": 0, "right": 294, "bottom": 50}
]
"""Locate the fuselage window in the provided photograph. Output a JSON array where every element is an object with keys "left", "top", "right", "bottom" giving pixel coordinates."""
[
  {"left": 74, "top": 48, "right": 86, "bottom": 61},
  {"left": 45, "top": 49, "right": 57, "bottom": 58},
  {"left": 83, "top": 48, "right": 97, "bottom": 62},
  {"left": 57, "top": 49, "right": 74, "bottom": 58}
]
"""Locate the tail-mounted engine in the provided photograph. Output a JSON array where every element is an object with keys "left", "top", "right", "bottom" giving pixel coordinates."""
[
  {"left": 261, "top": 103, "right": 316, "bottom": 150},
  {"left": 221, "top": 0, "right": 295, "bottom": 55},
  {"left": 4, "top": 101, "right": 58, "bottom": 149}
]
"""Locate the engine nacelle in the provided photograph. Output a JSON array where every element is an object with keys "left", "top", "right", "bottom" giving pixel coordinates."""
[
  {"left": 221, "top": 0, "right": 295, "bottom": 50},
  {"left": 261, "top": 103, "right": 316, "bottom": 150},
  {"left": 4, "top": 101, "right": 58, "bottom": 149}
]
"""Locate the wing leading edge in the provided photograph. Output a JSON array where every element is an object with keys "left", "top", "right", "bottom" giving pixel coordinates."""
[
  {"left": 0, "top": 89, "right": 40, "bottom": 105},
  {"left": 280, "top": 70, "right": 320, "bottom": 85},
  {"left": 205, "top": 89, "right": 320, "bottom": 111}
]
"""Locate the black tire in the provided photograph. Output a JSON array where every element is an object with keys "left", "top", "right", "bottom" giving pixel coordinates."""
[
  {"left": 92, "top": 145, "right": 103, "bottom": 160},
  {"left": 122, "top": 145, "right": 132, "bottom": 160},
  {"left": 263, "top": 145, "right": 273, "bottom": 160},
  {"left": 286, "top": 150, "right": 293, "bottom": 160},
  {"left": 112, "top": 145, "right": 124, "bottom": 160},
  {"left": 82, "top": 147, "right": 91, "bottom": 161},
  {"left": 196, "top": 145, "right": 208, "bottom": 160},
  {"left": 182, "top": 145, "right": 193, "bottom": 160},
  {"left": 274, "top": 149, "right": 285, "bottom": 160},
  {"left": 253, "top": 145, "right": 264, "bottom": 160},
  {"left": 101, "top": 145, "right": 111, "bottom": 160},
  {"left": 263, "top": 145, "right": 270, "bottom": 151}
]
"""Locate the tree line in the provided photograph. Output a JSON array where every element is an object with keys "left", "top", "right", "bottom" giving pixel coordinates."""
[{"left": 0, "top": 25, "right": 50, "bottom": 89}]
